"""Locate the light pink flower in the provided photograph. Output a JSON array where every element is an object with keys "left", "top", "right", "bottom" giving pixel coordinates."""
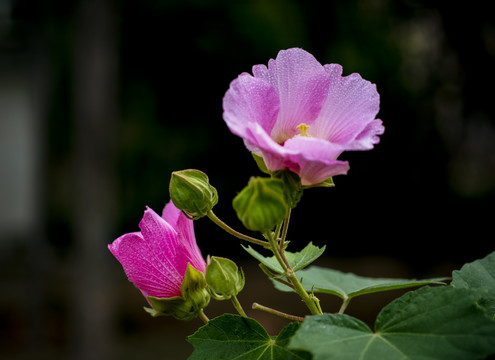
[
  {"left": 223, "top": 48, "right": 384, "bottom": 185},
  {"left": 108, "top": 201, "right": 206, "bottom": 299}
]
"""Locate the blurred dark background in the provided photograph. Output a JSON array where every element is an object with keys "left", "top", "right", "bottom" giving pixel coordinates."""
[{"left": 1, "top": 0, "right": 494, "bottom": 358}]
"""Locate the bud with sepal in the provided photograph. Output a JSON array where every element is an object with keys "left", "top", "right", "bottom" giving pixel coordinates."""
[
  {"left": 146, "top": 264, "right": 210, "bottom": 321},
  {"left": 169, "top": 169, "right": 218, "bottom": 219},
  {"left": 233, "top": 177, "right": 288, "bottom": 232},
  {"left": 272, "top": 170, "right": 304, "bottom": 209},
  {"left": 206, "top": 256, "right": 245, "bottom": 300}
]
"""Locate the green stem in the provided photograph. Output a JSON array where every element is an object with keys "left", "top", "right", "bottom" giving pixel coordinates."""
[
  {"left": 266, "top": 231, "right": 289, "bottom": 273},
  {"left": 231, "top": 294, "right": 247, "bottom": 317},
  {"left": 199, "top": 309, "right": 209, "bottom": 324},
  {"left": 338, "top": 297, "right": 350, "bottom": 314},
  {"left": 252, "top": 302, "right": 305, "bottom": 322},
  {"left": 279, "top": 209, "right": 292, "bottom": 250},
  {"left": 274, "top": 221, "right": 284, "bottom": 242},
  {"left": 271, "top": 276, "right": 295, "bottom": 289},
  {"left": 265, "top": 231, "right": 322, "bottom": 315},
  {"left": 206, "top": 211, "right": 269, "bottom": 248},
  {"left": 285, "top": 268, "right": 322, "bottom": 315},
  {"left": 258, "top": 264, "right": 294, "bottom": 289}
]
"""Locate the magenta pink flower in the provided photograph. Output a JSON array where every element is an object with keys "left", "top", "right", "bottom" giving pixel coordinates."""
[
  {"left": 222, "top": 48, "right": 384, "bottom": 186},
  {"left": 108, "top": 201, "right": 206, "bottom": 299}
]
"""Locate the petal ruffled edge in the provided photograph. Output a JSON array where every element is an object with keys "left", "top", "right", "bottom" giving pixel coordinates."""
[
  {"left": 345, "top": 118, "right": 384, "bottom": 150},
  {"left": 311, "top": 64, "right": 382, "bottom": 149},
  {"left": 222, "top": 73, "right": 280, "bottom": 140}
]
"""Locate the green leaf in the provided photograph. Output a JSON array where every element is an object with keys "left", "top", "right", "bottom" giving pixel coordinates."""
[
  {"left": 289, "top": 286, "right": 495, "bottom": 360},
  {"left": 452, "top": 250, "right": 495, "bottom": 319},
  {"left": 273, "top": 265, "right": 448, "bottom": 300},
  {"left": 187, "top": 314, "right": 311, "bottom": 360},
  {"left": 242, "top": 242, "right": 326, "bottom": 274}
]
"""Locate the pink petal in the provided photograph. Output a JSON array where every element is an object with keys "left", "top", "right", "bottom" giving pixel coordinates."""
[
  {"left": 223, "top": 73, "right": 280, "bottom": 139},
  {"left": 253, "top": 48, "right": 330, "bottom": 143},
  {"left": 108, "top": 231, "right": 182, "bottom": 298},
  {"left": 175, "top": 212, "right": 206, "bottom": 274},
  {"left": 244, "top": 122, "right": 297, "bottom": 171},
  {"left": 109, "top": 204, "right": 207, "bottom": 301},
  {"left": 161, "top": 200, "right": 181, "bottom": 230},
  {"left": 161, "top": 200, "right": 206, "bottom": 274},
  {"left": 311, "top": 64, "right": 381, "bottom": 148},
  {"left": 243, "top": 123, "right": 349, "bottom": 185},
  {"left": 346, "top": 118, "right": 384, "bottom": 150},
  {"left": 139, "top": 207, "right": 180, "bottom": 263},
  {"left": 284, "top": 136, "right": 349, "bottom": 185},
  {"left": 222, "top": 48, "right": 384, "bottom": 186}
]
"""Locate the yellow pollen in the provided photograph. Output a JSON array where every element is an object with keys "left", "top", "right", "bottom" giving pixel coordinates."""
[{"left": 296, "top": 123, "right": 310, "bottom": 137}]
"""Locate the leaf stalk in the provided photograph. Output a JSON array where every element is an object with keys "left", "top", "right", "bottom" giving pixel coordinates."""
[
  {"left": 252, "top": 302, "right": 305, "bottom": 322},
  {"left": 206, "top": 211, "right": 270, "bottom": 248}
]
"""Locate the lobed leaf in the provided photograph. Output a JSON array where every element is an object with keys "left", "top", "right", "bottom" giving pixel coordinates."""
[
  {"left": 272, "top": 265, "right": 447, "bottom": 300},
  {"left": 451, "top": 250, "right": 495, "bottom": 319},
  {"left": 242, "top": 242, "right": 326, "bottom": 274},
  {"left": 187, "top": 314, "right": 310, "bottom": 360},
  {"left": 289, "top": 286, "right": 495, "bottom": 360}
]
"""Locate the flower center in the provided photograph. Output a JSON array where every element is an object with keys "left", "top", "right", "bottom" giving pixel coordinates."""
[{"left": 296, "top": 123, "right": 310, "bottom": 137}]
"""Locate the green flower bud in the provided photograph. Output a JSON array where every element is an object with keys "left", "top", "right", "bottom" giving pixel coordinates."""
[
  {"left": 232, "top": 177, "right": 288, "bottom": 232},
  {"left": 272, "top": 170, "right": 303, "bottom": 209},
  {"left": 146, "top": 295, "right": 197, "bottom": 320},
  {"left": 146, "top": 264, "right": 210, "bottom": 321},
  {"left": 170, "top": 169, "right": 218, "bottom": 219},
  {"left": 181, "top": 263, "right": 210, "bottom": 310},
  {"left": 205, "top": 256, "right": 245, "bottom": 300}
]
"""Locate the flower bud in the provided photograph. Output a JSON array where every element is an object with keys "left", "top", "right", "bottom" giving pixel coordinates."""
[
  {"left": 232, "top": 177, "right": 288, "bottom": 232},
  {"left": 146, "top": 264, "right": 210, "bottom": 321},
  {"left": 146, "top": 295, "right": 197, "bottom": 320},
  {"left": 272, "top": 170, "right": 303, "bottom": 209},
  {"left": 170, "top": 169, "right": 218, "bottom": 219},
  {"left": 205, "top": 256, "right": 245, "bottom": 300}
]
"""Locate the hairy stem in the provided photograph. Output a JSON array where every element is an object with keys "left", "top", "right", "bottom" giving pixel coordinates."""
[
  {"left": 274, "top": 221, "right": 284, "bottom": 242},
  {"left": 285, "top": 269, "right": 322, "bottom": 315},
  {"left": 265, "top": 231, "right": 322, "bottom": 315},
  {"left": 252, "top": 302, "right": 305, "bottom": 322},
  {"left": 206, "top": 211, "right": 269, "bottom": 247},
  {"left": 258, "top": 264, "right": 295, "bottom": 289},
  {"left": 266, "top": 231, "right": 289, "bottom": 273},
  {"left": 279, "top": 209, "right": 292, "bottom": 250}
]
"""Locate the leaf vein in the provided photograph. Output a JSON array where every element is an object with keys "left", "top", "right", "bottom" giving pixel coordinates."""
[{"left": 376, "top": 334, "right": 410, "bottom": 359}]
